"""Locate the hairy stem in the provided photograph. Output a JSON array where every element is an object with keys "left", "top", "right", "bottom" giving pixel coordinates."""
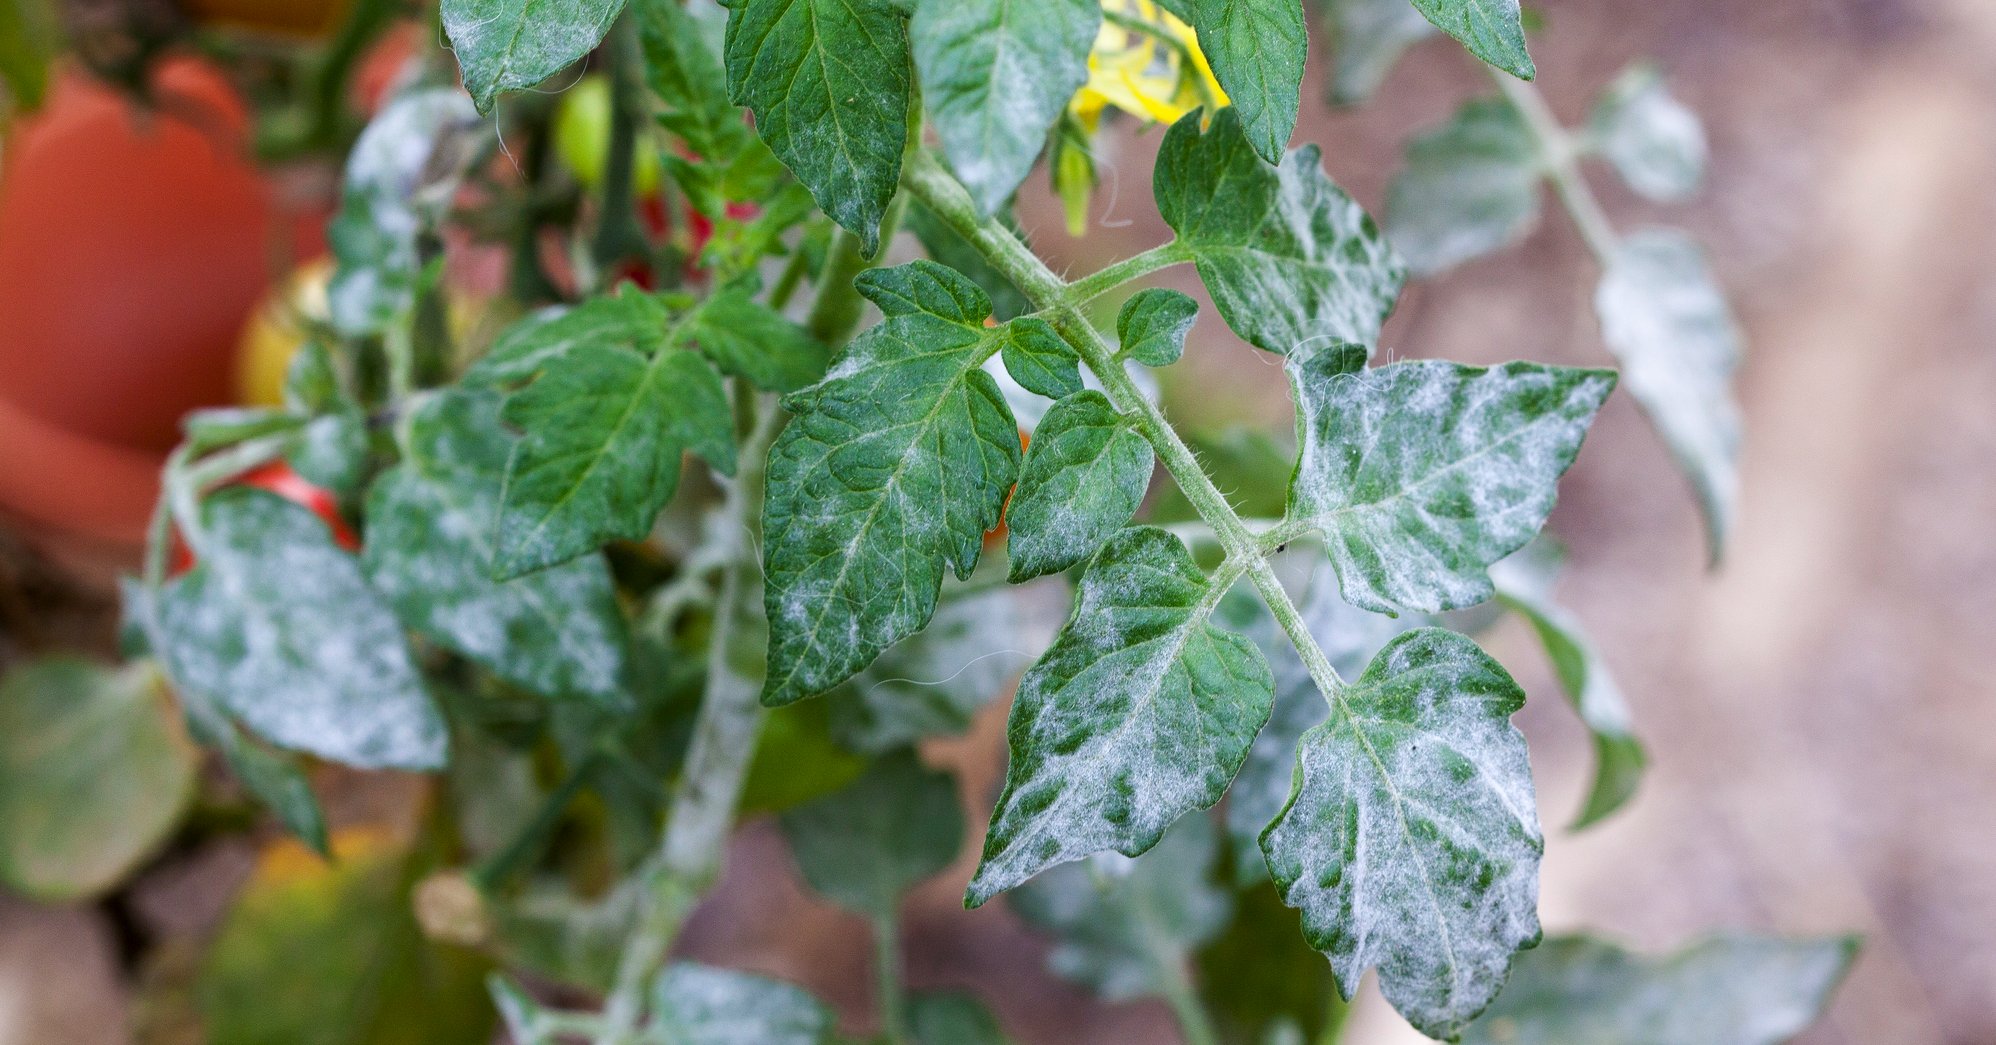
[
  {"left": 593, "top": 396, "right": 785, "bottom": 1044},
  {"left": 899, "top": 149, "right": 1349, "bottom": 706},
  {"left": 872, "top": 914, "right": 909, "bottom": 1044},
  {"left": 1491, "top": 71, "right": 1621, "bottom": 262},
  {"left": 1062, "top": 241, "right": 1193, "bottom": 307}
]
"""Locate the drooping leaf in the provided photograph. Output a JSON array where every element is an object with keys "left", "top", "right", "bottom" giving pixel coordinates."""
[
  {"left": 722, "top": 0, "right": 911, "bottom": 255},
  {"left": 677, "top": 286, "right": 832, "bottom": 393},
  {"left": 159, "top": 488, "right": 446, "bottom": 771},
  {"left": 488, "top": 291, "right": 736, "bottom": 578},
  {"left": 998, "top": 316, "right": 1084, "bottom": 400},
  {"left": 328, "top": 89, "right": 483, "bottom": 337},
  {"left": 1586, "top": 63, "right": 1706, "bottom": 203},
  {"left": 443, "top": 0, "right": 623, "bottom": 113},
  {"left": 1115, "top": 288, "right": 1198, "bottom": 367},
  {"left": 1155, "top": 0, "right": 1308, "bottom": 164},
  {"left": 761, "top": 261, "right": 1024, "bottom": 705},
  {"left": 0, "top": 659, "right": 197, "bottom": 901},
  {"left": 828, "top": 582, "right": 1041, "bottom": 754},
  {"left": 1260, "top": 627, "right": 1543, "bottom": 1040},
  {"left": 363, "top": 391, "right": 631, "bottom": 702},
  {"left": 780, "top": 750, "right": 964, "bottom": 918},
  {"left": 1008, "top": 812, "right": 1231, "bottom": 1000},
  {"left": 1462, "top": 935, "right": 1859, "bottom": 1045},
  {"left": 1321, "top": 0, "right": 1438, "bottom": 105},
  {"left": 1219, "top": 562, "right": 1427, "bottom": 883},
  {"left": 1286, "top": 344, "right": 1615, "bottom": 616},
  {"left": 1409, "top": 0, "right": 1533, "bottom": 81},
  {"left": 1595, "top": 228, "right": 1742, "bottom": 559},
  {"left": 1489, "top": 539, "right": 1644, "bottom": 829},
  {"left": 910, "top": 991, "right": 1010, "bottom": 1045},
  {"left": 967, "top": 527, "right": 1273, "bottom": 906},
  {"left": 648, "top": 963, "right": 835, "bottom": 1045},
  {"left": 199, "top": 829, "right": 494, "bottom": 1045},
  {"left": 910, "top": 0, "right": 1098, "bottom": 216},
  {"left": 1005, "top": 391, "right": 1155, "bottom": 582},
  {"left": 1155, "top": 108, "right": 1405, "bottom": 358},
  {"left": 1385, "top": 96, "right": 1543, "bottom": 276}
]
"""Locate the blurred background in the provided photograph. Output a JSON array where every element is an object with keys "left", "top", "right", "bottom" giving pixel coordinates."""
[{"left": 3, "top": 0, "right": 1993, "bottom": 1041}]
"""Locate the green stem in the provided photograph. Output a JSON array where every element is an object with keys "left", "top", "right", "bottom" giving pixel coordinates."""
[
  {"left": 590, "top": 14, "right": 649, "bottom": 280},
  {"left": 900, "top": 149, "right": 1349, "bottom": 702},
  {"left": 872, "top": 914, "right": 910, "bottom": 1044},
  {"left": 1158, "top": 962, "right": 1221, "bottom": 1045},
  {"left": 1062, "top": 241, "right": 1193, "bottom": 309},
  {"left": 803, "top": 193, "right": 909, "bottom": 346},
  {"left": 384, "top": 320, "right": 417, "bottom": 401},
  {"left": 592, "top": 396, "right": 785, "bottom": 1045},
  {"left": 1491, "top": 71, "right": 1621, "bottom": 262}
]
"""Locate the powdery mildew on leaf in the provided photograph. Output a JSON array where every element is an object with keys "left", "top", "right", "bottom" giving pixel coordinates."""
[
  {"left": 1260, "top": 627, "right": 1542, "bottom": 1040},
  {"left": 1385, "top": 96, "right": 1543, "bottom": 277},
  {"left": 1409, "top": 0, "right": 1534, "bottom": 81},
  {"left": 1461, "top": 934, "right": 1859, "bottom": 1045},
  {"left": 1006, "top": 391, "right": 1155, "bottom": 582},
  {"left": 779, "top": 751, "right": 963, "bottom": 918},
  {"left": 159, "top": 489, "right": 445, "bottom": 771},
  {"left": 442, "top": 0, "right": 625, "bottom": 113},
  {"left": 1287, "top": 345, "right": 1615, "bottom": 616},
  {"left": 723, "top": 0, "right": 910, "bottom": 254},
  {"left": 648, "top": 963, "right": 833, "bottom": 1045},
  {"left": 1595, "top": 227, "right": 1742, "bottom": 559},
  {"left": 1587, "top": 64, "right": 1707, "bottom": 204},
  {"left": 911, "top": 0, "right": 1099, "bottom": 216},
  {"left": 967, "top": 527, "right": 1272, "bottom": 906},
  {"left": 761, "top": 261, "right": 1023, "bottom": 706},
  {"left": 364, "top": 391, "right": 630, "bottom": 703},
  {"left": 1155, "top": 108, "right": 1405, "bottom": 358}
]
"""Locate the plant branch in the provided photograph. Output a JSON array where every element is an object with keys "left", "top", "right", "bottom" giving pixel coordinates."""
[
  {"left": 872, "top": 913, "right": 910, "bottom": 1045},
  {"left": 899, "top": 149, "right": 1349, "bottom": 707},
  {"left": 592, "top": 395, "right": 786, "bottom": 1044},
  {"left": 804, "top": 193, "right": 910, "bottom": 346},
  {"left": 1491, "top": 70, "right": 1621, "bottom": 262},
  {"left": 1062, "top": 241, "right": 1192, "bottom": 308}
]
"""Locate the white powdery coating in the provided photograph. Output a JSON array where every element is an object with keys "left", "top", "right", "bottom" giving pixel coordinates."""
[
  {"left": 968, "top": 528, "right": 1272, "bottom": 904},
  {"left": 1290, "top": 355, "right": 1614, "bottom": 615},
  {"left": 1007, "top": 391, "right": 1155, "bottom": 581},
  {"left": 161, "top": 492, "right": 445, "bottom": 771},
  {"left": 1596, "top": 228, "right": 1742, "bottom": 546},
  {"left": 1261, "top": 628, "right": 1542, "bottom": 1040},
  {"left": 650, "top": 963, "right": 831, "bottom": 1045},
  {"left": 443, "top": 0, "right": 622, "bottom": 106}
]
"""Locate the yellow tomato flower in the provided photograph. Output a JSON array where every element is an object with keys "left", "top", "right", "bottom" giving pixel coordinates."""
[{"left": 1069, "top": 0, "right": 1228, "bottom": 132}]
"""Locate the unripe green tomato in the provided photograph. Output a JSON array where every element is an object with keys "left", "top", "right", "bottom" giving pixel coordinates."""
[{"left": 553, "top": 76, "right": 662, "bottom": 195}]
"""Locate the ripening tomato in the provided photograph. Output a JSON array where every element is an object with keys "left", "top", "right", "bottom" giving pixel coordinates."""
[
  {"left": 170, "top": 462, "right": 359, "bottom": 572},
  {"left": 0, "top": 60, "right": 324, "bottom": 546}
]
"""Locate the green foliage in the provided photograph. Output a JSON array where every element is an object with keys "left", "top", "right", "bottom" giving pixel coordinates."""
[
  {"left": 0, "top": 660, "right": 196, "bottom": 901},
  {"left": 780, "top": 750, "right": 963, "bottom": 919},
  {"left": 1115, "top": 288, "right": 1198, "bottom": 367},
  {"left": 910, "top": 992, "right": 1010, "bottom": 1045},
  {"left": 1005, "top": 391, "right": 1155, "bottom": 582},
  {"left": 1156, "top": 0, "right": 1309, "bottom": 163},
  {"left": 442, "top": 0, "right": 624, "bottom": 113},
  {"left": 1409, "top": 0, "right": 1533, "bottom": 80},
  {"left": 1385, "top": 97, "right": 1542, "bottom": 276}
]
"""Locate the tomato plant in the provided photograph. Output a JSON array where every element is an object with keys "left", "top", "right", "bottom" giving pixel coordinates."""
[{"left": 0, "top": 0, "right": 1860, "bottom": 1043}]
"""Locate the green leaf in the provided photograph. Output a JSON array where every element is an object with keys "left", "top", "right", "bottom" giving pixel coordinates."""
[
  {"left": 1385, "top": 97, "right": 1542, "bottom": 276},
  {"left": 648, "top": 963, "right": 835, "bottom": 1044},
  {"left": 1155, "top": 108, "right": 1405, "bottom": 358},
  {"left": 1158, "top": 0, "right": 1308, "bottom": 164},
  {"left": 906, "top": 199, "right": 1034, "bottom": 321},
  {"left": 1595, "top": 229, "right": 1742, "bottom": 559},
  {"left": 1260, "top": 627, "right": 1543, "bottom": 1040},
  {"left": 998, "top": 316, "right": 1084, "bottom": 400},
  {"left": 723, "top": 0, "right": 911, "bottom": 255},
  {"left": 363, "top": 391, "right": 632, "bottom": 702},
  {"left": 1586, "top": 63, "right": 1706, "bottom": 203},
  {"left": 910, "top": 0, "right": 1099, "bottom": 216},
  {"left": 0, "top": 659, "right": 197, "bottom": 901},
  {"left": 1005, "top": 391, "right": 1155, "bottom": 582},
  {"left": 211, "top": 725, "right": 331, "bottom": 852},
  {"left": 1462, "top": 935, "right": 1859, "bottom": 1045},
  {"left": 827, "top": 582, "right": 1040, "bottom": 754},
  {"left": 761, "top": 261, "right": 1023, "bottom": 705},
  {"left": 199, "top": 830, "right": 494, "bottom": 1045},
  {"left": 638, "top": 0, "right": 753, "bottom": 166},
  {"left": 967, "top": 527, "right": 1273, "bottom": 906},
  {"left": 1286, "top": 345, "right": 1614, "bottom": 615},
  {"left": 490, "top": 291, "right": 736, "bottom": 578},
  {"left": 328, "top": 89, "right": 483, "bottom": 337},
  {"left": 1195, "top": 878, "right": 1345, "bottom": 1045},
  {"left": 1409, "top": 0, "right": 1533, "bottom": 81},
  {"left": 1008, "top": 812, "right": 1231, "bottom": 1000},
  {"left": 739, "top": 697, "right": 871, "bottom": 816},
  {"left": 1489, "top": 539, "right": 1644, "bottom": 829},
  {"left": 0, "top": 0, "right": 57, "bottom": 110},
  {"left": 442, "top": 0, "right": 624, "bottom": 114},
  {"left": 1321, "top": 0, "right": 1438, "bottom": 105},
  {"left": 1115, "top": 288, "right": 1198, "bottom": 367},
  {"left": 1220, "top": 562, "right": 1427, "bottom": 884},
  {"left": 780, "top": 750, "right": 964, "bottom": 918},
  {"left": 678, "top": 286, "right": 832, "bottom": 393},
  {"left": 159, "top": 488, "right": 446, "bottom": 770},
  {"left": 910, "top": 992, "right": 1009, "bottom": 1045},
  {"left": 290, "top": 410, "right": 373, "bottom": 501}
]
